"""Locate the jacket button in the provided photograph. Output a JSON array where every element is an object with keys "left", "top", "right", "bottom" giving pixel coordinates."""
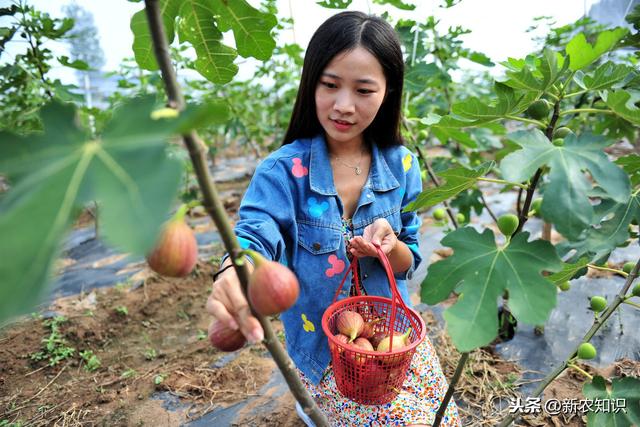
[
  {"left": 363, "top": 274, "right": 368, "bottom": 279},
  {"left": 313, "top": 242, "right": 321, "bottom": 250}
]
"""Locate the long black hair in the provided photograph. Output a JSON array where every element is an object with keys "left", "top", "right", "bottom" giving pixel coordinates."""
[{"left": 282, "top": 11, "right": 404, "bottom": 148}]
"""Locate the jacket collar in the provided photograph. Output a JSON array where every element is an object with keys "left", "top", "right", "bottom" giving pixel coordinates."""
[{"left": 309, "top": 134, "right": 400, "bottom": 196}]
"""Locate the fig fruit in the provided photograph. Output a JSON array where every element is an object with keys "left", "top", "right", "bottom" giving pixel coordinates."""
[
  {"left": 623, "top": 262, "right": 635, "bottom": 274},
  {"left": 530, "top": 198, "right": 543, "bottom": 217},
  {"left": 359, "top": 318, "right": 382, "bottom": 340},
  {"left": 336, "top": 310, "right": 364, "bottom": 342},
  {"left": 376, "top": 328, "right": 412, "bottom": 353},
  {"left": 433, "top": 208, "right": 446, "bottom": 221},
  {"left": 525, "top": 99, "right": 551, "bottom": 120},
  {"left": 208, "top": 320, "right": 246, "bottom": 352},
  {"left": 330, "top": 333, "right": 350, "bottom": 353},
  {"left": 349, "top": 337, "right": 374, "bottom": 366},
  {"left": 369, "top": 330, "right": 387, "bottom": 349},
  {"left": 497, "top": 214, "right": 519, "bottom": 236},
  {"left": 558, "top": 281, "right": 571, "bottom": 292},
  {"left": 590, "top": 296, "right": 607, "bottom": 313},
  {"left": 456, "top": 213, "right": 466, "bottom": 224},
  {"left": 146, "top": 205, "right": 198, "bottom": 277},
  {"left": 553, "top": 127, "right": 572, "bottom": 138},
  {"left": 247, "top": 251, "right": 300, "bottom": 316},
  {"left": 577, "top": 342, "right": 597, "bottom": 360},
  {"left": 552, "top": 138, "right": 564, "bottom": 147},
  {"left": 632, "top": 284, "right": 640, "bottom": 297}
]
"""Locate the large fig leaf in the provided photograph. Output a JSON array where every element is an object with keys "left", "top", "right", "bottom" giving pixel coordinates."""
[
  {"left": 210, "top": 0, "right": 276, "bottom": 61},
  {"left": 450, "top": 83, "right": 537, "bottom": 125},
  {"left": 573, "top": 62, "right": 635, "bottom": 91},
  {"left": 604, "top": 90, "right": 640, "bottom": 126},
  {"left": 560, "top": 194, "right": 640, "bottom": 260},
  {"left": 583, "top": 376, "right": 640, "bottom": 427},
  {"left": 404, "top": 162, "right": 494, "bottom": 212},
  {"left": 421, "top": 228, "right": 563, "bottom": 351},
  {"left": 502, "top": 49, "right": 565, "bottom": 93},
  {"left": 0, "top": 97, "right": 224, "bottom": 323},
  {"left": 131, "top": 0, "right": 181, "bottom": 70},
  {"left": 500, "top": 130, "right": 630, "bottom": 239},
  {"left": 178, "top": 0, "right": 238, "bottom": 84},
  {"left": 566, "top": 28, "right": 628, "bottom": 71}
]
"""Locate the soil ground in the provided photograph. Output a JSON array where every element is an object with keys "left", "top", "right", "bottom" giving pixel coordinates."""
[{"left": 1, "top": 174, "right": 638, "bottom": 427}]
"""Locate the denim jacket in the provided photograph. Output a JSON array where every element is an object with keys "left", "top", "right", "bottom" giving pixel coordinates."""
[{"left": 230, "top": 134, "right": 423, "bottom": 385}]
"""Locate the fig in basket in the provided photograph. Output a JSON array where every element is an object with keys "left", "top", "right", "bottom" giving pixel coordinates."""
[
  {"left": 348, "top": 337, "right": 374, "bottom": 366},
  {"left": 329, "top": 333, "right": 350, "bottom": 353},
  {"left": 376, "top": 328, "right": 412, "bottom": 352},
  {"left": 359, "top": 317, "right": 382, "bottom": 340},
  {"left": 336, "top": 310, "right": 364, "bottom": 342}
]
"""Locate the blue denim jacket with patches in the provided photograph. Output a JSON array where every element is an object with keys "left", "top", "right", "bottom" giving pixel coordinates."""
[{"left": 230, "top": 134, "right": 423, "bottom": 385}]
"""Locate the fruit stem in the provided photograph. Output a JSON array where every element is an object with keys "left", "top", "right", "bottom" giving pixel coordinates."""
[
  {"left": 622, "top": 300, "right": 640, "bottom": 310},
  {"left": 241, "top": 249, "right": 267, "bottom": 267},
  {"left": 566, "top": 362, "right": 593, "bottom": 380},
  {"left": 587, "top": 263, "right": 627, "bottom": 277},
  {"left": 172, "top": 203, "right": 190, "bottom": 222}
]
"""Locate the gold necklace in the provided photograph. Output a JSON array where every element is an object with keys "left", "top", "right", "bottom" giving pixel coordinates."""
[{"left": 333, "top": 148, "right": 365, "bottom": 175}]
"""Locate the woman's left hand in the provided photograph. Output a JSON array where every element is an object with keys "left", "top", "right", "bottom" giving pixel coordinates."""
[{"left": 348, "top": 218, "right": 397, "bottom": 258}]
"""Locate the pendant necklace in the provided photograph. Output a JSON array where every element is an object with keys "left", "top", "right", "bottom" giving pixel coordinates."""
[{"left": 333, "top": 148, "right": 365, "bottom": 175}]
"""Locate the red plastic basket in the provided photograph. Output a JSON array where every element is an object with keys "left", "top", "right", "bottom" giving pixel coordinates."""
[{"left": 321, "top": 244, "right": 426, "bottom": 405}]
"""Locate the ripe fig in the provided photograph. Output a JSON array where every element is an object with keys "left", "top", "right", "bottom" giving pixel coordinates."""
[
  {"left": 359, "top": 318, "right": 382, "bottom": 340},
  {"left": 577, "top": 342, "right": 597, "bottom": 360},
  {"left": 376, "top": 328, "right": 412, "bottom": 353},
  {"left": 497, "top": 214, "right": 519, "bottom": 237},
  {"left": 349, "top": 337, "right": 374, "bottom": 366},
  {"left": 336, "top": 310, "right": 364, "bottom": 342},
  {"left": 208, "top": 320, "right": 246, "bottom": 352},
  {"left": 246, "top": 250, "right": 300, "bottom": 316},
  {"left": 525, "top": 99, "right": 551, "bottom": 120},
  {"left": 369, "top": 330, "right": 387, "bottom": 349},
  {"left": 590, "top": 296, "right": 607, "bottom": 313},
  {"left": 330, "top": 333, "right": 350, "bottom": 353},
  {"left": 433, "top": 208, "right": 446, "bottom": 221},
  {"left": 146, "top": 205, "right": 198, "bottom": 277}
]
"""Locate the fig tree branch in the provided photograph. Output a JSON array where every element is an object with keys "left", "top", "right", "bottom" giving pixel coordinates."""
[
  {"left": 143, "top": 1, "right": 328, "bottom": 425},
  {"left": 498, "top": 258, "right": 640, "bottom": 427}
]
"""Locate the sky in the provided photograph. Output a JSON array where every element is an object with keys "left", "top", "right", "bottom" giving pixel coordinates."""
[{"left": 6, "top": 0, "right": 595, "bottom": 85}]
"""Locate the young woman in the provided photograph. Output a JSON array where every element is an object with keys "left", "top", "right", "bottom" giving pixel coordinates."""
[{"left": 207, "top": 11, "right": 461, "bottom": 426}]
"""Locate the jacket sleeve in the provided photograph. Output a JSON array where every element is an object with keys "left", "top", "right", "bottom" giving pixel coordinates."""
[
  {"left": 221, "top": 160, "right": 294, "bottom": 266},
  {"left": 395, "top": 151, "right": 423, "bottom": 281}
]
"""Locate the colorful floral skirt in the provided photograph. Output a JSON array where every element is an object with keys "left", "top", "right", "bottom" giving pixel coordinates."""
[{"left": 298, "top": 336, "right": 461, "bottom": 426}]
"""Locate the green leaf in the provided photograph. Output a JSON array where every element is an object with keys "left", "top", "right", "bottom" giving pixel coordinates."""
[
  {"left": 501, "top": 50, "right": 564, "bottom": 94},
  {"left": 547, "top": 258, "right": 590, "bottom": 284},
  {"left": 404, "top": 162, "right": 494, "bottom": 212},
  {"left": 616, "top": 154, "right": 640, "bottom": 187},
  {"left": 573, "top": 62, "right": 634, "bottom": 91},
  {"left": 130, "top": 0, "right": 180, "bottom": 70},
  {"left": 373, "top": 0, "right": 416, "bottom": 10},
  {"left": 178, "top": 0, "right": 238, "bottom": 83},
  {"left": 316, "top": 0, "right": 352, "bottom": 8},
  {"left": 500, "top": 130, "right": 630, "bottom": 239},
  {"left": 566, "top": 28, "right": 628, "bottom": 71},
  {"left": 604, "top": 90, "right": 640, "bottom": 126},
  {"left": 405, "top": 63, "right": 444, "bottom": 92},
  {"left": 421, "top": 228, "right": 563, "bottom": 351},
  {"left": 583, "top": 376, "right": 640, "bottom": 427},
  {"left": 561, "top": 194, "right": 640, "bottom": 260},
  {"left": 58, "top": 56, "right": 90, "bottom": 71},
  {"left": 0, "top": 96, "right": 186, "bottom": 323},
  {"left": 451, "top": 83, "right": 537, "bottom": 125},
  {"left": 210, "top": 0, "right": 277, "bottom": 61}
]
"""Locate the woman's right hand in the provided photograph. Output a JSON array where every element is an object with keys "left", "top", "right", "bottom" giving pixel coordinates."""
[{"left": 206, "top": 264, "right": 264, "bottom": 344}]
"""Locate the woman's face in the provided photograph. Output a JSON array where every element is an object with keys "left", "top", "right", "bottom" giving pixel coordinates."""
[{"left": 315, "top": 46, "right": 387, "bottom": 147}]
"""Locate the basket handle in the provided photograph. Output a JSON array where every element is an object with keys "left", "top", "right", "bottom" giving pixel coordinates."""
[{"left": 330, "top": 243, "right": 421, "bottom": 350}]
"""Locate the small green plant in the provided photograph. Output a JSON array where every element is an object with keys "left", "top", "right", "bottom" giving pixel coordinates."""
[
  {"left": 30, "top": 316, "right": 75, "bottom": 366},
  {"left": 79, "top": 350, "right": 101, "bottom": 372},
  {"left": 153, "top": 373, "right": 168, "bottom": 385},
  {"left": 144, "top": 348, "right": 158, "bottom": 360},
  {"left": 114, "top": 306, "right": 128, "bottom": 316},
  {"left": 196, "top": 329, "right": 207, "bottom": 340},
  {"left": 177, "top": 310, "right": 190, "bottom": 321},
  {"left": 121, "top": 368, "right": 137, "bottom": 379}
]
